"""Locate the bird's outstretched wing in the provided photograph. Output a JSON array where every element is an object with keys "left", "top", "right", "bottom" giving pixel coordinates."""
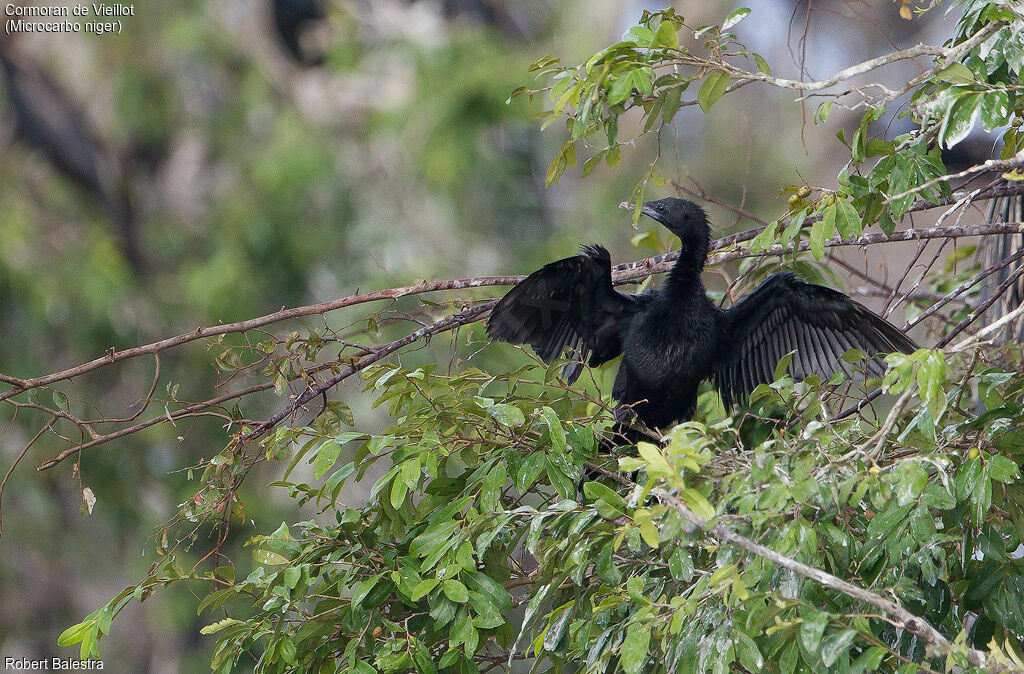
[
  {"left": 715, "top": 272, "right": 917, "bottom": 408},
  {"left": 488, "top": 245, "right": 650, "bottom": 384}
]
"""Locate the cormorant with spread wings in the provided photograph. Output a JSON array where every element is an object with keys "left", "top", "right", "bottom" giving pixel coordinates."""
[{"left": 488, "top": 197, "right": 917, "bottom": 430}]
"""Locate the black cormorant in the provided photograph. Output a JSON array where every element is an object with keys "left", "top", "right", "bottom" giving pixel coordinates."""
[{"left": 488, "top": 197, "right": 918, "bottom": 430}]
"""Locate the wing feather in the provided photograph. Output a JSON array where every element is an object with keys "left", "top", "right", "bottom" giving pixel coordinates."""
[
  {"left": 488, "top": 245, "right": 649, "bottom": 384},
  {"left": 715, "top": 272, "right": 917, "bottom": 407}
]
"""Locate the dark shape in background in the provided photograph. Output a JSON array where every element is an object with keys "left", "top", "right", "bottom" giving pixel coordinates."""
[
  {"left": 0, "top": 43, "right": 143, "bottom": 272},
  {"left": 979, "top": 194, "right": 1024, "bottom": 343},
  {"left": 270, "top": 0, "right": 327, "bottom": 66},
  {"left": 941, "top": 135, "right": 1024, "bottom": 344}
]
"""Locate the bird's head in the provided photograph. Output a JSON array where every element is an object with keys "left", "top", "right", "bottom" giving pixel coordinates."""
[
  {"left": 641, "top": 197, "right": 709, "bottom": 240},
  {"left": 640, "top": 197, "right": 712, "bottom": 272}
]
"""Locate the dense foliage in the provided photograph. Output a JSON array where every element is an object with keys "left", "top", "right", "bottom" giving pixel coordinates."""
[{"left": 39, "top": 1, "right": 1024, "bottom": 672}]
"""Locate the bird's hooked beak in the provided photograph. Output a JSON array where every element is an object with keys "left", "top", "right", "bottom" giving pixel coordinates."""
[{"left": 639, "top": 201, "right": 664, "bottom": 224}]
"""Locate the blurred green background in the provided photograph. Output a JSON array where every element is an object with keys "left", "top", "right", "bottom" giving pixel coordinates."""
[{"left": 0, "top": 1, "right": 968, "bottom": 670}]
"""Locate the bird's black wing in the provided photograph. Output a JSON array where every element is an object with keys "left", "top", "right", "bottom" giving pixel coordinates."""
[
  {"left": 715, "top": 272, "right": 917, "bottom": 408},
  {"left": 488, "top": 245, "right": 650, "bottom": 384}
]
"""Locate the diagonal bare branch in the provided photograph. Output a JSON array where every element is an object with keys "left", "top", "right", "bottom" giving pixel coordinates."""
[{"left": 651, "top": 487, "right": 1013, "bottom": 673}]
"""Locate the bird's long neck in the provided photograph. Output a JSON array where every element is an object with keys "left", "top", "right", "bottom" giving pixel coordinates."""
[{"left": 665, "top": 231, "right": 709, "bottom": 298}]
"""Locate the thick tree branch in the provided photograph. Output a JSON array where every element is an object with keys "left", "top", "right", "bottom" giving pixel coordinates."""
[
  {"left": 10, "top": 176, "right": 1024, "bottom": 475},
  {"left": 612, "top": 220, "right": 1024, "bottom": 285},
  {"left": 0, "top": 277, "right": 519, "bottom": 402},
  {"left": 36, "top": 303, "right": 496, "bottom": 470},
  {"left": 236, "top": 303, "right": 495, "bottom": 445},
  {"left": 669, "top": 20, "right": 1006, "bottom": 110},
  {"left": 47, "top": 216, "right": 1017, "bottom": 466},
  {"left": 5, "top": 180, "right": 1024, "bottom": 404},
  {"left": 17, "top": 211, "right": 1024, "bottom": 469}
]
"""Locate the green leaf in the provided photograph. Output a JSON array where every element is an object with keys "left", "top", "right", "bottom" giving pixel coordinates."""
[
  {"left": 488, "top": 403, "right": 525, "bottom": 428},
  {"left": 956, "top": 457, "right": 983, "bottom": 500},
  {"left": 401, "top": 457, "right": 421, "bottom": 490},
  {"left": 653, "top": 20, "right": 678, "bottom": 49},
  {"left": 608, "top": 75, "right": 634, "bottom": 106},
  {"left": 821, "top": 629, "right": 857, "bottom": 667},
  {"left": 697, "top": 71, "right": 730, "bottom": 113},
  {"left": 197, "top": 588, "right": 236, "bottom": 615},
  {"left": 516, "top": 452, "right": 545, "bottom": 491},
  {"left": 452, "top": 608, "right": 479, "bottom": 653},
  {"left": 634, "top": 509, "right": 660, "bottom": 548},
  {"left": 620, "top": 623, "right": 651, "bottom": 674},
  {"left": 465, "top": 571, "right": 513, "bottom": 612},
  {"left": 622, "top": 25, "right": 654, "bottom": 47},
  {"left": 748, "top": 222, "right": 779, "bottom": 254},
  {"left": 981, "top": 90, "right": 1011, "bottom": 130},
  {"left": 199, "top": 618, "right": 242, "bottom": 635},
  {"left": 351, "top": 575, "right": 381, "bottom": 608},
  {"left": 662, "top": 85, "right": 683, "bottom": 123},
  {"left": 989, "top": 454, "right": 1020, "bottom": 483},
  {"left": 799, "top": 608, "right": 828, "bottom": 651},
  {"left": 596, "top": 542, "right": 622, "bottom": 585},
  {"left": 865, "top": 138, "right": 895, "bottom": 157},
  {"left": 413, "top": 641, "right": 438, "bottom": 674},
  {"left": 390, "top": 479, "right": 408, "bottom": 508},
  {"left": 313, "top": 439, "right": 341, "bottom": 479},
  {"left": 782, "top": 210, "right": 806, "bottom": 245},
  {"left": 583, "top": 481, "right": 628, "bottom": 512},
  {"left": 814, "top": 101, "right": 833, "bottom": 125},
  {"left": 936, "top": 63, "right": 976, "bottom": 85},
  {"left": 631, "top": 230, "right": 662, "bottom": 251},
  {"left": 443, "top": 579, "right": 469, "bottom": 603},
  {"left": 753, "top": 53, "right": 771, "bottom": 75},
  {"left": 543, "top": 604, "right": 573, "bottom": 651},
  {"left": 480, "top": 462, "right": 507, "bottom": 512},
  {"left": 736, "top": 631, "right": 764, "bottom": 671},
  {"left": 680, "top": 488, "right": 715, "bottom": 521},
  {"left": 851, "top": 646, "right": 887, "bottom": 673},
  {"left": 411, "top": 578, "right": 440, "bottom": 602},
  {"left": 773, "top": 352, "right": 794, "bottom": 381},
  {"left": 895, "top": 461, "right": 929, "bottom": 507},
  {"left": 668, "top": 548, "right": 694, "bottom": 581},
  {"left": 57, "top": 622, "right": 91, "bottom": 647},
  {"left": 637, "top": 442, "right": 674, "bottom": 480},
  {"left": 278, "top": 637, "right": 297, "bottom": 665},
  {"left": 778, "top": 642, "right": 798, "bottom": 674},
  {"left": 722, "top": 7, "right": 751, "bottom": 30},
  {"left": 834, "top": 199, "right": 862, "bottom": 238},
  {"left": 253, "top": 549, "right": 289, "bottom": 566},
  {"left": 540, "top": 406, "right": 567, "bottom": 453},
  {"left": 810, "top": 208, "right": 835, "bottom": 260},
  {"left": 410, "top": 521, "right": 459, "bottom": 559},
  {"left": 546, "top": 454, "right": 577, "bottom": 499},
  {"left": 940, "top": 92, "right": 981, "bottom": 148}
]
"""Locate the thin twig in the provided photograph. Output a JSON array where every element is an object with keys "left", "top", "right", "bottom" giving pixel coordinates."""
[{"left": 0, "top": 415, "right": 56, "bottom": 537}]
